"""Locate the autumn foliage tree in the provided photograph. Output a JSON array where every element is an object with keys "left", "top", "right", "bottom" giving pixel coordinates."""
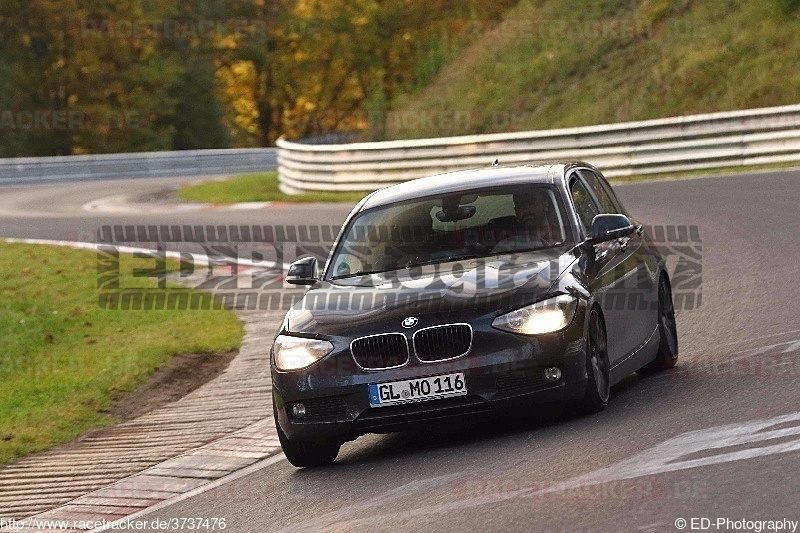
[{"left": 0, "top": 0, "right": 517, "bottom": 156}]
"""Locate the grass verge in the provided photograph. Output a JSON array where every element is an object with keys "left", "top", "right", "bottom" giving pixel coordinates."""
[
  {"left": 383, "top": 0, "right": 800, "bottom": 139},
  {"left": 177, "top": 171, "right": 371, "bottom": 204},
  {"left": 0, "top": 242, "right": 244, "bottom": 465},
  {"left": 178, "top": 163, "right": 800, "bottom": 204}
]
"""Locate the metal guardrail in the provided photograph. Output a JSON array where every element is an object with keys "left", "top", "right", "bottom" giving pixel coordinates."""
[
  {"left": 276, "top": 104, "right": 800, "bottom": 193},
  {"left": 0, "top": 148, "right": 278, "bottom": 185}
]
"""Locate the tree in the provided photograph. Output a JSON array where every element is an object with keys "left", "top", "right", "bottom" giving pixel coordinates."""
[
  {"left": 0, "top": 0, "right": 520, "bottom": 155},
  {"left": 171, "top": 58, "right": 231, "bottom": 150}
]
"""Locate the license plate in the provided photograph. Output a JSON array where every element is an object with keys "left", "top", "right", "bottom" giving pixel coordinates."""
[{"left": 369, "top": 372, "right": 467, "bottom": 407}]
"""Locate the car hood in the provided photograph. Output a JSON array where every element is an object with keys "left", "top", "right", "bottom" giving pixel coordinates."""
[{"left": 286, "top": 248, "right": 579, "bottom": 337}]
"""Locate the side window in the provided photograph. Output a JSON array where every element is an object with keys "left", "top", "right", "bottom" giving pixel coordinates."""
[
  {"left": 570, "top": 177, "right": 601, "bottom": 232},
  {"left": 580, "top": 170, "right": 624, "bottom": 214}
]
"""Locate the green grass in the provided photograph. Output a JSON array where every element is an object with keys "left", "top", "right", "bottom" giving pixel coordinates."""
[
  {"left": 0, "top": 243, "right": 244, "bottom": 465},
  {"left": 380, "top": 0, "right": 800, "bottom": 139},
  {"left": 178, "top": 171, "right": 371, "bottom": 204},
  {"left": 181, "top": 161, "right": 800, "bottom": 204}
]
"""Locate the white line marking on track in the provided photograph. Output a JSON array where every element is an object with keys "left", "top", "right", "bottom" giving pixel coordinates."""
[
  {"left": 2, "top": 237, "right": 293, "bottom": 271},
  {"left": 536, "top": 410, "right": 800, "bottom": 494},
  {"left": 287, "top": 411, "right": 800, "bottom": 530},
  {"left": 706, "top": 328, "right": 800, "bottom": 350}
]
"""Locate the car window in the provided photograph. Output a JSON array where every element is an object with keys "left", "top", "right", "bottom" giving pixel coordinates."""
[
  {"left": 570, "top": 176, "right": 601, "bottom": 232},
  {"left": 579, "top": 170, "right": 623, "bottom": 214}
]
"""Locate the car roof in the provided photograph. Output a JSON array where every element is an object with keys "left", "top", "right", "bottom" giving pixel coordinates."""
[{"left": 360, "top": 161, "right": 591, "bottom": 210}]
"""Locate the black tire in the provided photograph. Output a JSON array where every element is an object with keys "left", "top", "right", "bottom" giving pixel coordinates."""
[
  {"left": 638, "top": 275, "right": 679, "bottom": 375},
  {"left": 276, "top": 413, "right": 340, "bottom": 468},
  {"left": 578, "top": 308, "right": 610, "bottom": 414}
]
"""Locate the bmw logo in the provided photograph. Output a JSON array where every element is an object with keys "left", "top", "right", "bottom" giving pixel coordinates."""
[{"left": 402, "top": 316, "right": 419, "bottom": 329}]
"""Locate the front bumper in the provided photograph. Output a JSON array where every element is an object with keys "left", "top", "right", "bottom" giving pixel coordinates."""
[{"left": 272, "top": 306, "right": 588, "bottom": 443}]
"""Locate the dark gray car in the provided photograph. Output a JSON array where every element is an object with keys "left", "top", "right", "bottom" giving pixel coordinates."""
[{"left": 271, "top": 162, "right": 678, "bottom": 467}]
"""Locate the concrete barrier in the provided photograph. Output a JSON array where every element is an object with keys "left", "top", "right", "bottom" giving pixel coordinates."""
[{"left": 0, "top": 148, "right": 278, "bottom": 185}]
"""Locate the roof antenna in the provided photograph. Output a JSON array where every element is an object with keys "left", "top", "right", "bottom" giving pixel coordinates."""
[{"left": 491, "top": 159, "right": 499, "bottom": 167}]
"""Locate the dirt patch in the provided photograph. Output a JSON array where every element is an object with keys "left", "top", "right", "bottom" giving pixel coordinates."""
[
  {"left": 110, "top": 351, "right": 237, "bottom": 421},
  {"left": 132, "top": 185, "right": 183, "bottom": 204}
]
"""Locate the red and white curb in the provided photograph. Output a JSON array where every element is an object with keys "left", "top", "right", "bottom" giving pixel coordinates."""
[{"left": 81, "top": 195, "right": 274, "bottom": 215}]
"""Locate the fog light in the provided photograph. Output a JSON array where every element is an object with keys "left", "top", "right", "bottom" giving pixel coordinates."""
[
  {"left": 292, "top": 403, "right": 306, "bottom": 418},
  {"left": 545, "top": 367, "right": 562, "bottom": 382}
]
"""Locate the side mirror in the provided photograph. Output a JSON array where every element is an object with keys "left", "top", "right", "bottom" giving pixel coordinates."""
[
  {"left": 586, "top": 214, "right": 634, "bottom": 245},
  {"left": 286, "top": 257, "right": 318, "bottom": 285}
]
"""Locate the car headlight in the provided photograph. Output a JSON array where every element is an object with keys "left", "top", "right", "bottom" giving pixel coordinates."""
[
  {"left": 492, "top": 295, "right": 578, "bottom": 335},
  {"left": 272, "top": 335, "right": 334, "bottom": 371}
]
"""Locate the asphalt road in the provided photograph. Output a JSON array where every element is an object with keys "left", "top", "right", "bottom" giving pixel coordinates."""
[
  {"left": 0, "top": 177, "right": 351, "bottom": 245},
  {"left": 3, "top": 169, "right": 800, "bottom": 532}
]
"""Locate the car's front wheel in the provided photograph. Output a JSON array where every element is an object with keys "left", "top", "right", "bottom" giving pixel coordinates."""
[
  {"left": 276, "top": 420, "right": 341, "bottom": 468},
  {"left": 578, "top": 308, "right": 610, "bottom": 414}
]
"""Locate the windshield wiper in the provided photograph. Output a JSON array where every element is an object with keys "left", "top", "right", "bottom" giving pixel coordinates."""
[
  {"left": 330, "top": 269, "right": 388, "bottom": 280},
  {"left": 403, "top": 253, "right": 484, "bottom": 269}
]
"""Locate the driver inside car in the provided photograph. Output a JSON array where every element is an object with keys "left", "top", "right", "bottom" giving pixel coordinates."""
[{"left": 492, "top": 190, "right": 556, "bottom": 253}]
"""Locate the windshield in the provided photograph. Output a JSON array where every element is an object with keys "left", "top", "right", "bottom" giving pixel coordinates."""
[{"left": 327, "top": 184, "right": 573, "bottom": 279}]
